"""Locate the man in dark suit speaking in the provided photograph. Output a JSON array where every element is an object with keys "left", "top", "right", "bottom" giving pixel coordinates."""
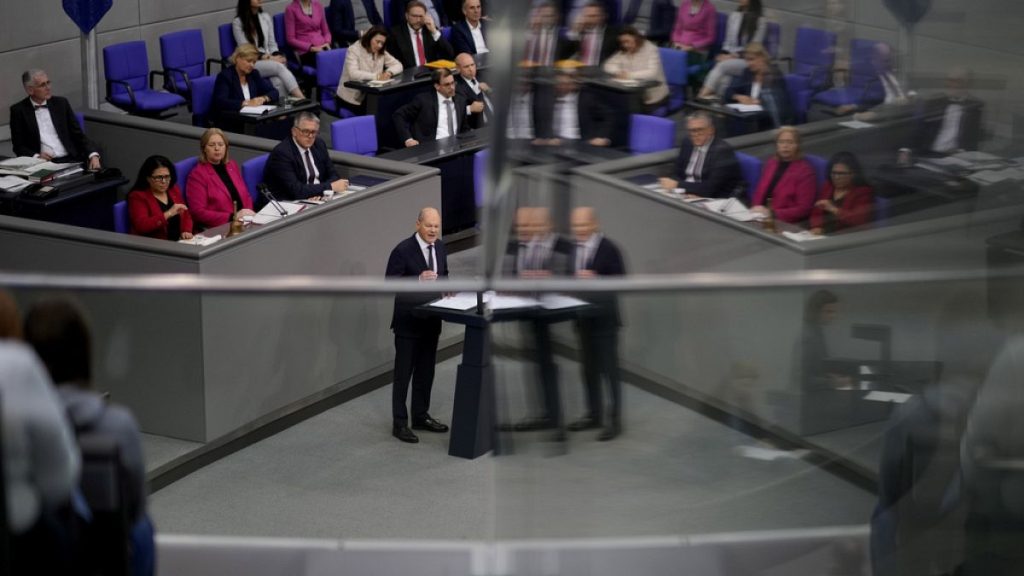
[
  {"left": 386, "top": 207, "right": 450, "bottom": 443},
  {"left": 10, "top": 69, "right": 102, "bottom": 170},
  {"left": 659, "top": 112, "right": 742, "bottom": 199},
  {"left": 393, "top": 68, "right": 470, "bottom": 147},
  {"left": 264, "top": 112, "right": 349, "bottom": 200},
  {"left": 567, "top": 206, "right": 626, "bottom": 441}
]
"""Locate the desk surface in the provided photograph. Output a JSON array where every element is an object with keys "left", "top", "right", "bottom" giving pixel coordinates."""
[{"left": 379, "top": 130, "right": 489, "bottom": 164}]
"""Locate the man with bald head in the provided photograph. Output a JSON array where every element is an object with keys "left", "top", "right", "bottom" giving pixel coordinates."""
[
  {"left": 386, "top": 207, "right": 450, "bottom": 443},
  {"left": 568, "top": 206, "right": 626, "bottom": 441},
  {"left": 454, "top": 53, "right": 492, "bottom": 128}
]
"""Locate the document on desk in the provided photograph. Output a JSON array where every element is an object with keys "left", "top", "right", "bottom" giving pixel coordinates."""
[
  {"left": 429, "top": 292, "right": 479, "bottom": 310},
  {"left": 968, "top": 168, "right": 1024, "bottom": 185},
  {"left": 0, "top": 156, "right": 46, "bottom": 174},
  {"left": 703, "top": 198, "right": 764, "bottom": 222},
  {"left": 782, "top": 230, "right": 825, "bottom": 242},
  {"left": 367, "top": 79, "right": 398, "bottom": 87},
  {"left": 240, "top": 104, "right": 277, "bottom": 115},
  {"left": 178, "top": 234, "right": 222, "bottom": 246},
  {"left": 838, "top": 119, "right": 874, "bottom": 129},
  {"left": 539, "top": 294, "right": 588, "bottom": 310},
  {"left": 864, "top": 391, "right": 911, "bottom": 404},
  {"left": 725, "top": 103, "right": 763, "bottom": 113},
  {"left": 0, "top": 175, "right": 33, "bottom": 193},
  {"left": 251, "top": 201, "right": 304, "bottom": 224},
  {"left": 952, "top": 150, "right": 1000, "bottom": 163},
  {"left": 488, "top": 294, "right": 541, "bottom": 310}
]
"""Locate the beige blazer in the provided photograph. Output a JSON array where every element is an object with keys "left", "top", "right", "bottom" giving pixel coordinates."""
[
  {"left": 602, "top": 40, "right": 670, "bottom": 106},
  {"left": 336, "top": 41, "right": 404, "bottom": 105}
]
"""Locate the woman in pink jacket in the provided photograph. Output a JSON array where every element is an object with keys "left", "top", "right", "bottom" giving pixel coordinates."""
[
  {"left": 751, "top": 126, "right": 817, "bottom": 223},
  {"left": 186, "top": 128, "right": 254, "bottom": 230},
  {"left": 671, "top": 0, "right": 717, "bottom": 57},
  {"left": 285, "top": 0, "right": 332, "bottom": 67}
]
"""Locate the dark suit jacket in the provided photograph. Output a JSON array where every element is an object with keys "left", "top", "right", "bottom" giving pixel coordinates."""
[
  {"left": 571, "top": 235, "right": 625, "bottom": 329},
  {"left": 670, "top": 137, "right": 743, "bottom": 198},
  {"left": 389, "top": 0, "right": 450, "bottom": 29},
  {"left": 386, "top": 23, "right": 455, "bottom": 69},
  {"left": 212, "top": 67, "right": 279, "bottom": 132},
  {"left": 10, "top": 96, "right": 98, "bottom": 162},
  {"left": 386, "top": 234, "right": 449, "bottom": 337},
  {"left": 450, "top": 19, "right": 486, "bottom": 55},
  {"left": 264, "top": 137, "right": 339, "bottom": 200},
  {"left": 503, "top": 235, "right": 574, "bottom": 277},
  {"left": 533, "top": 88, "right": 614, "bottom": 142},
  {"left": 621, "top": 0, "right": 676, "bottom": 44},
  {"left": 454, "top": 75, "right": 492, "bottom": 129},
  {"left": 328, "top": 0, "right": 383, "bottom": 46},
  {"left": 393, "top": 91, "right": 470, "bottom": 144},
  {"left": 915, "top": 96, "right": 983, "bottom": 153},
  {"left": 724, "top": 66, "right": 794, "bottom": 129},
  {"left": 561, "top": 25, "right": 620, "bottom": 63}
]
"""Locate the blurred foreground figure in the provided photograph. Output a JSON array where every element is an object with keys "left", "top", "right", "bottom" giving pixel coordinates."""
[{"left": 567, "top": 207, "right": 625, "bottom": 441}]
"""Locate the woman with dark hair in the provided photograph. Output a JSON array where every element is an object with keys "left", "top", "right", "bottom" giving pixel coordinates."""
[
  {"left": 233, "top": 0, "right": 306, "bottom": 98},
  {"left": 810, "top": 151, "right": 874, "bottom": 234},
  {"left": 603, "top": 27, "right": 669, "bottom": 113},
  {"left": 127, "top": 155, "right": 193, "bottom": 241},
  {"left": 336, "top": 25, "right": 403, "bottom": 115},
  {"left": 699, "top": 0, "right": 766, "bottom": 99}
]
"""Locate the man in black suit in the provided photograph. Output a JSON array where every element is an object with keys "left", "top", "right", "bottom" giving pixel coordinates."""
[
  {"left": 621, "top": 0, "right": 676, "bottom": 45},
  {"left": 659, "top": 112, "right": 742, "bottom": 199},
  {"left": 264, "top": 112, "right": 349, "bottom": 200},
  {"left": 394, "top": 68, "right": 470, "bottom": 147},
  {"left": 566, "top": 206, "right": 626, "bottom": 441},
  {"left": 454, "top": 53, "right": 491, "bottom": 129},
  {"left": 328, "top": 0, "right": 384, "bottom": 47},
  {"left": 503, "top": 206, "right": 573, "bottom": 437},
  {"left": 10, "top": 69, "right": 102, "bottom": 170},
  {"left": 915, "top": 68, "right": 984, "bottom": 155},
  {"left": 525, "top": 2, "right": 568, "bottom": 67},
  {"left": 450, "top": 0, "right": 488, "bottom": 56},
  {"left": 386, "top": 0, "right": 454, "bottom": 69},
  {"left": 533, "top": 72, "right": 613, "bottom": 146},
  {"left": 386, "top": 206, "right": 450, "bottom": 443},
  {"left": 563, "top": 1, "right": 619, "bottom": 65}
]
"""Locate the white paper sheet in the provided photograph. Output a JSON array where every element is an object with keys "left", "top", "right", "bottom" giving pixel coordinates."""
[
  {"left": 864, "top": 391, "right": 911, "bottom": 403},
  {"left": 240, "top": 104, "right": 277, "bottom": 115},
  {"left": 429, "top": 292, "right": 480, "bottom": 310},
  {"left": 838, "top": 120, "right": 875, "bottom": 129},
  {"left": 251, "top": 201, "right": 304, "bottom": 224},
  {"left": 782, "top": 230, "right": 825, "bottom": 242},
  {"left": 726, "top": 103, "right": 763, "bottom": 113}
]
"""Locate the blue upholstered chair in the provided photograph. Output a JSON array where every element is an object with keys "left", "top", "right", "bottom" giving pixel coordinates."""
[
  {"left": 764, "top": 21, "right": 781, "bottom": 58},
  {"left": 780, "top": 26, "right": 836, "bottom": 93},
  {"left": 75, "top": 112, "right": 85, "bottom": 132},
  {"left": 113, "top": 201, "right": 129, "bottom": 234},
  {"left": 735, "top": 152, "right": 763, "bottom": 202},
  {"left": 242, "top": 154, "right": 270, "bottom": 205},
  {"left": 174, "top": 156, "right": 199, "bottom": 203},
  {"left": 218, "top": 23, "right": 237, "bottom": 63},
  {"left": 190, "top": 76, "right": 216, "bottom": 127},
  {"left": 804, "top": 153, "right": 828, "bottom": 188},
  {"left": 160, "top": 29, "right": 219, "bottom": 100},
  {"left": 811, "top": 38, "right": 881, "bottom": 110},
  {"left": 103, "top": 41, "right": 186, "bottom": 118},
  {"left": 383, "top": 0, "right": 393, "bottom": 28},
  {"left": 654, "top": 47, "right": 687, "bottom": 117},
  {"left": 473, "top": 149, "right": 488, "bottom": 209},
  {"left": 330, "top": 116, "right": 377, "bottom": 156},
  {"left": 784, "top": 73, "right": 812, "bottom": 124},
  {"left": 316, "top": 48, "right": 354, "bottom": 118},
  {"left": 629, "top": 114, "right": 675, "bottom": 154}
]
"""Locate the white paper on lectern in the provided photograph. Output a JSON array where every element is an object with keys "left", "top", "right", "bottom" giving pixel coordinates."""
[
  {"left": 251, "top": 201, "right": 304, "bottom": 224},
  {"left": 726, "top": 103, "right": 763, "bottom": 113},
  {"left": 864, "top": 391, "right": 911, "bottom": 403},
  {"left": 487, "top": 295, "right": 540, "bottom": 310},
  {"left": 838, "top": 120, "right": 874, "bottom": 129},
  {"left": 430, "top": 292, "right": 479, "bottom": 310},
  {"left": 240, "top": 104, "right": 277, "bottom": 115},
  {"left": 539, "top": 294, "right": 588, "bottom": 309}
]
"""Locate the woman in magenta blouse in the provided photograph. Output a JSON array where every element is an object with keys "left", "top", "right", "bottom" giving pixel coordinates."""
[
  {"left": 751, "top": 126, "right": 817, "bottom": 223},
  {"left": 285, "top": 0, "right": 332, "bottom": 67},
  {"left": 671, "top": 0, "right": 717, "bottom": 57},
  {"left": 186, "top": 128, "right": 255, "bottom": 230}
]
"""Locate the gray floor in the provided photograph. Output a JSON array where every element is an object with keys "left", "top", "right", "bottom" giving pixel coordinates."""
[
  {"left": 149, "top": 353, "right": 876, "bottom": 540},
  {"left": 143, "top": 433, "right": 203, "bottom": 472}
]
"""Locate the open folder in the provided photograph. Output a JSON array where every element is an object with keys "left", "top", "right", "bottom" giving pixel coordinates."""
[{"left": 251, "top": 201, "right": 304, "bottom": 225}]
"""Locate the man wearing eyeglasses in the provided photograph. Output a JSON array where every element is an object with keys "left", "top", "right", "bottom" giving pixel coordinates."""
[
  {"left": 393, "top": 68, "right": 470, "bottom": 148},
  {"left": 10, "top": 69, "right": 102, "bottom": 170},
  {"left": 264, "top": 111, "right": 349, "bottom": 200},
  {"left": 659, "top": 112, "right": 742, "bottom": 198}
]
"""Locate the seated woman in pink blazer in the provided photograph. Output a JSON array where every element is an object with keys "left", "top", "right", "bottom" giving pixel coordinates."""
[
  {"left": 186, "top": 128, "right": 254, "bottom": 229},
  {"left": 751, "top": 126, "right": 817, "bottom": 223},
  {"left": 285, "top": 0, "right": 332, "bottom": 67}
]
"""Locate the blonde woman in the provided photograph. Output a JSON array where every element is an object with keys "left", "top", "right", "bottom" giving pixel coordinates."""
[{"left": 186, "top": 128, "right": 255, "bottom": 229}]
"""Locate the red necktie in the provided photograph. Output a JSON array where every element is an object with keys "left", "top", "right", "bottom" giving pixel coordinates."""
[{"left": 415, "top": 30, "right": 426, "bottom": 66}]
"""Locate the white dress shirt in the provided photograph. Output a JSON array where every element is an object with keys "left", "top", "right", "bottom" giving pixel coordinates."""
[
  {"left": 684, "top": 139, "right": 712, "bottom": 183},
  {"left": 575, "top": 232, "right": 602, "bottom": 272},
  {"left": 468, "top": 21, "right": 488, "bottom": 54},
  {"left": 508, "top": 91, "right": 534, "bottom": 139},
  {"left": 292, "top": 138, "right": 321, "bottom": 184},
  {"left": 415, "top": 232, "right": 437, "bottom": 272},
  {"left": 932, "top": 101, "right": 964, "bottom": 153},
  {"left": 554, "top": 93, "right": 581, "bottom": 140},
  {"left": 435, "top": 91, "right": 456, "bottom": 140},
  {"left": 463, "top": 76, "right": 492, "bottom": 118},
  {"left": 407, "top": 24, "right": 441, "bottom": 65},
  {"left": 32, "top": 98, "right": 69, "bottom": 159}
]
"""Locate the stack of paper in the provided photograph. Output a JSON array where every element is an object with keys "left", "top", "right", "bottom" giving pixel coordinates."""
[
  {"left": 240, "top": 104, "right": 276, "bottom": 115},
  {"left": 703, "top": 198, "right": 765, "bottom": 222},
  {"left": 0, "top": 175, "right": 33, "bottom": 193},
  {"left": 429, "top": 293, "right": 479, "bottom": 310},
  {"left": 251, "top": 201, "right": 304, "bottom": 224},
  {"left": 726, "top": 103, "right": 763, "bottom": 113},
  {"left": 178, "top": 234, "right": 222, "bottom": 246},
  {"left": 782, "top": 230, "right": 825, "bottom": 242}
]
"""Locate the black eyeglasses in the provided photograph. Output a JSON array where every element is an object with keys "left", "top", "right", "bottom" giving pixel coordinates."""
[
  {"left": 149, "top": 174, "right": 172, "bottom": 182},
  {"left": 830, "top": 171, "right": 852, "bottom": 176}
]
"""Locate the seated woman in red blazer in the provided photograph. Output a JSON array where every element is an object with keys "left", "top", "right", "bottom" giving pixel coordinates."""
[
  {"left": 186, "top": 128, "right": 255, "bottom": 229},
  {"left": 128, "top": 155, "right": 193, "bottom": 241},
  {"left": 810, "top": 151, "right": 874, "bottom": 234},
  {"left": 751, "top": 126, "right": 817, "bottom": 223}
]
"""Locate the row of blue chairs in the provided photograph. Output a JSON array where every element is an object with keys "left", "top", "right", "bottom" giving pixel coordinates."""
[{"left": 112, "top": 115, "right": 378, "bottom": 233}]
